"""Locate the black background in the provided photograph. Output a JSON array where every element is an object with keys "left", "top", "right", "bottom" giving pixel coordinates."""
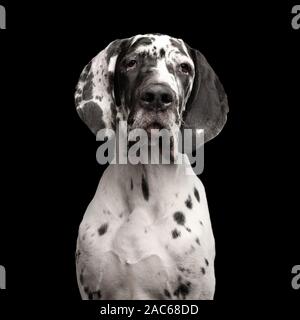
[{"left": 0, "top": 1, "right": 299, "bottom": 317}]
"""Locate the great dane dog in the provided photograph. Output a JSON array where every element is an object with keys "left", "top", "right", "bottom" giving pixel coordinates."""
[{"left": 74, "top": 34, "right": 229, "bottom": 300}]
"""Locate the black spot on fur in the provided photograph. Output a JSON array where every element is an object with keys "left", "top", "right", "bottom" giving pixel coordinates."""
[
  {"left": 78, "top": 101, "right": 106, "bottom": 135},
  {"left": 173, "top": 211, "right": 185, "bottom": 225},
  {"left": 194, "top": 187, "right": 200, "bottom": 202},
  {"left": 75, "top": 96, "right": 82, "bottom": 107},
  {"left": 173, "top": 282, "right": 191, "bottom": 299},
  {"left": 185, "top": 195, "right": 193, "bottom": 209},
  {"left": 178, "top": 267, "right": 190, "bottom": 275},
  {"left": 130, "top": 178, "right": 133, "bottom": 190},
  {"left": 84, "top": 287, "right": 102, "bottom": 300},
  {"left": 82, "top": 72, "right": 94, "bottom": 100},
  {"left": 185, "top": 227, "right": 191, "bottom": 232},
  {"left": 141, "top": 174, "right": 149, "bottom": 201},
  {"left": 160, "top": 48, "right": 165, "bottom": 57},
  {"left": 139, "top": 50, "right": 149, "bottom": 59},
  {"left": 95, "top": 290, "right": 102, "bottom": 299},
  {"left": 195, "top": 237, "right": 201, "bottom": 246},
  {"left": 205, "top": 258, "right": 209, "bottom": 266},
  {"left": 98, "top": 223, "right": 108, "bottom": 236},
  {"left": 172, "top": 229, "right": 181, "bottom": 238},
  {"left": 79, "top": 272, "right": 84, "bottom": 285},
  {"left": 201, "top": 267, "right": 206, "bottom": 275},
  {"left": 199, "top": 220, "right": 203, "bottom": 226},
  {"left": 164, "top": 289, "right": 171, "bottom": 298}
]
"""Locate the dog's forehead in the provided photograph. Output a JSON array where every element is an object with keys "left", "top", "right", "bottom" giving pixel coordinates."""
[{"left": 130, "top": 34, "right": 190, "bottom": 58}]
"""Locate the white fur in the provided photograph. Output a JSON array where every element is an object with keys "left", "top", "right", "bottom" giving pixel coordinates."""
[{"left": 76, "top": 156, "right": 215, "bottom": 300}]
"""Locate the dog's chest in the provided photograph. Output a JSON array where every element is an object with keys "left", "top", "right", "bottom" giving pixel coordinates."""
[
  {"left": 81, "top": 190, "right": 214, "bottom": 299},
  {"left": 77, "top": 165, "right": 215, "bottom": 299},
  {"left": 112, "top": 201, "right": 210, "bottom": 264}
]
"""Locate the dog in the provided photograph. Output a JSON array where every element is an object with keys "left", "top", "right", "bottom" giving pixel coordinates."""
[{"left": 74, "top": 34, "right": 229, "bottom": 300}]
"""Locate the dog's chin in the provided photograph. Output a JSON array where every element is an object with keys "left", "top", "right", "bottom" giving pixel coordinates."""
[
  {"left": 129, "top": 120, "right": 170, "bottom": 134},
  {"left": 144, "top": 121, "right": 167, "bottom": 134},
  {"left": 128, "top": 121, "right": 180, "bottom": 164}
]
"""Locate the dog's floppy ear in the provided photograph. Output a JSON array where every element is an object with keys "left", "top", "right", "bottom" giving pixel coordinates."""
[
  {"left": 75, "top": 38, "right": 130, "bottom": 135},
  {"left": 183, "top": 46, "right": 229, "bottom": 143}
]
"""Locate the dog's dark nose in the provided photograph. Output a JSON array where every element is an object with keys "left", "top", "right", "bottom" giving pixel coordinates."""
[{"left": 140, "top": 85, "right": 174, "bottom": 111}]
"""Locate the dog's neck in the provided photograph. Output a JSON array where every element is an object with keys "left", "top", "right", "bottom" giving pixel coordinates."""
[
  {"left": 95, "top": 155, "right": 196, "bottom": 221},
  {"left": 122, "top": 153, "right": 194, "bottom": 197},
  {"left": 141, "top": 161, "right": 187, "bottom": 185}
]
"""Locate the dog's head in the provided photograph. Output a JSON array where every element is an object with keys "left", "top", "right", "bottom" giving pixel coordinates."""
[{"left": 75, "top": 34, "right": 228, "bottom": 146}]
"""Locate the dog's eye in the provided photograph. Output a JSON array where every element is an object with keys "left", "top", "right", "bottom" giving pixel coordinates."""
[
  {"left": 180, "top": 63, "right": 191, "bottom": 74},
  {"left": 125, "top": 59, "right": 137, "bottom": 70}
]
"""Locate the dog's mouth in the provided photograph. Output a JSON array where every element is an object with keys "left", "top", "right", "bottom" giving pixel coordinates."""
[
  {"left": 145, "top": 121, "right": 165, "bottom": 134},
  {"left": 127, "top": 107, "right": 178, "bottom": 138},
  {"left": 126, "top": 110, "right": 181, "bottom": 163}
]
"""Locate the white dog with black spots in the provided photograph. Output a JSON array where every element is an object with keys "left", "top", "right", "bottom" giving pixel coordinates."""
[{"left": 75, "top": 34, "right": 229, "bottom": 300}]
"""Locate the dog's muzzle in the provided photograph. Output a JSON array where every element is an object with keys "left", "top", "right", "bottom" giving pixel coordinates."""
[{"left": 139, "top": 84, "right": 176, "bottom": 112}]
